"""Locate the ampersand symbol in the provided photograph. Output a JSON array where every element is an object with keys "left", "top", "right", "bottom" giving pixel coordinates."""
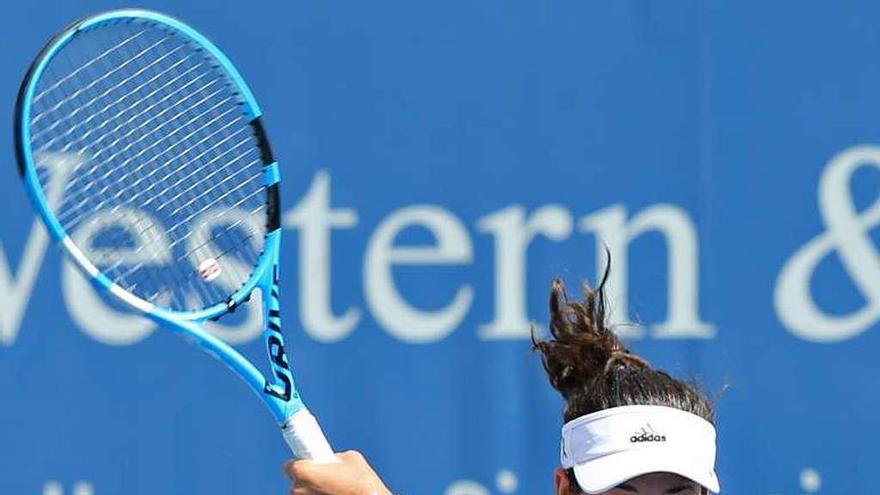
[{"left": 776, "top": 145, "right": 880, "bottom": 342}]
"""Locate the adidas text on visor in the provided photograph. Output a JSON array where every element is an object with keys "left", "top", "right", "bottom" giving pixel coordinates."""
[{"left": 560, "top": 405, "right": 720, "bottom": 494}]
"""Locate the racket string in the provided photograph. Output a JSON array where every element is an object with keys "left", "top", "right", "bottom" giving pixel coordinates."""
[
  {"left": 44, "top": 29, "right": 210, "bottom": 188},
  {"left": 150, "top": 144, "right": 259, "bottom": 210},
  {"left": 116, "top": 199, "right": 265, "bottom": 306},
  {"left": 33, "top": 57, "right": 209, "bottom": 149},
  {"left": 103, "top": 113, "right": 256, "bottom": 244},
  {"left": 111, "top": 145, "right": 265, "bottom": 304},
  {"left": 52, "top": 28, "right": 150, "bottom": 241},
  {"left": 33, "top": 28, "right": 149, "bottom": 105},
  {"left": 57, "top": 86, "right": 232, "bottom": 204},
  {"left": 165, "top": 173, "right": 264, "bottom": 243},
  {"left": 31, "top": 44, "right": 192, "bottom": 147},
  {"left": 32, "top": 35, "right": 176, "bottom": 126},
  {"left": 102, "top": 152, "right": 262, "bottom": 273},
  {"left": 37, "top": 29, "right": 170, "bottom": 204},
  {"left": 144, "top": 227, "right": 259, "bottom": 305},
  {"left": 56, "top": 94, "right": 239, "bottom": 224}
]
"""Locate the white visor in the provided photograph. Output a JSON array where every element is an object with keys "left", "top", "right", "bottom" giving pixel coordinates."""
[{"left": 560, "top": 405, "right": 720, "bottom": 494}]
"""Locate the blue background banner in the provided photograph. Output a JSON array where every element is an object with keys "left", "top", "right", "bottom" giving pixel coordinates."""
[{"left": 2, "top": 1, "right": 879, "bottom": 494}]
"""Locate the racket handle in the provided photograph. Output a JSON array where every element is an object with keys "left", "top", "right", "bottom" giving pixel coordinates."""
[{"left": 281, "top": 408, "right": 338, "bottom": 462}]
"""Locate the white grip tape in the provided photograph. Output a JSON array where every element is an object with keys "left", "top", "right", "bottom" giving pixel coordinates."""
[{"left": 281, "top": 409, "right": 338, "bottom": 462}]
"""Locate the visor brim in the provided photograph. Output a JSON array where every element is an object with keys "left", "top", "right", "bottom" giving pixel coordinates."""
[{"left": 571, "top": 449, "right": 720, "bottom": 494}]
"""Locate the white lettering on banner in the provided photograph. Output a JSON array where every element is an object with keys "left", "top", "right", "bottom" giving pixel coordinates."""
[
  {"left": 67, "top": 208, "right": 170, "bottom": 344},
  {"left": 476, "top": 205, "right": 573, "bottom": 339},
  {"left": 444, "top": 469, "right": 518, "bottom": 495},
  {"left": 0, "top": 219, "right": 51, "bottom": 345},
  {"left": 43, "top": 481, "right": 94, "bottom": 495},
  {"left": 444, "top": 481, "right": 490, "bottom": 495},
  {"left": 365, "top": 206, "right": 474, "bottom": 343},
  {"left": 63, "top": 259, "right": 155, "bottom": 345},
  {"left": 0, "top": 152, "right": 79, "bottom": 345},
  {"left": 284, "top": 171, "right": 361, "bottom": 343},
  {"left": 776, "top": 145, "right": 880, "bottom": 342},
  {"left": 5, "top": 153, "right": 263, "bottom": 346},
  {"left": 580, "top": 204, "right": 714, "bottom": 339},
  {"left": 2, "top": 165, "right": 714, "bottom": 346}
]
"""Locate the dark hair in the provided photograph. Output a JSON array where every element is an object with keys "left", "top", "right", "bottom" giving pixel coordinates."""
[{"left": 533, "top": 262, "right": 714, "bottom": 493}]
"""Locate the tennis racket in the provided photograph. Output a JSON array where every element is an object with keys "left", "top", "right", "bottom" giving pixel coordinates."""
[{"left": 14, "top": 9, "right": 335, "bottom": 461}]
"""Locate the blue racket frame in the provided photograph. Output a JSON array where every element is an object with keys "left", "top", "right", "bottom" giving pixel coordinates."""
[{"left": 15, "top": 9, "right": 304, "bottom": 425}]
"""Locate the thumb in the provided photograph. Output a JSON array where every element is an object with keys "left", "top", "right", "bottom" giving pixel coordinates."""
[
  {"left": 284, "top": 458, "right": 342, "bottom": 485},
  {"left": 284, "top": 458, "right": 317, "bottom": 482}
]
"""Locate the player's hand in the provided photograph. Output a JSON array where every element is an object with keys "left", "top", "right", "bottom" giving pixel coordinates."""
[{"left": 284, "top": 450, "right": 393, "bottom": 495}]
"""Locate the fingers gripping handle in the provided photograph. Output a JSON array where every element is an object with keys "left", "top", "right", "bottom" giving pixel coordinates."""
[{"left": 282, "top": 409, "right": 337, "bottom": 462}]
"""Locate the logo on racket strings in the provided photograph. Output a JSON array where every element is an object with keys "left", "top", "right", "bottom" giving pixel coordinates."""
[{"left": 198, "top": 258, "right": 222, "bottom": 282}]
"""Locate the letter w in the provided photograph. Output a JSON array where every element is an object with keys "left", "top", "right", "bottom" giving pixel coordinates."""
[
  {"left": 0, "top": 220, "right": 51, "bottom": 345},
  {"left": 0, "top": 152, "right": 81, "bottom": 345}
]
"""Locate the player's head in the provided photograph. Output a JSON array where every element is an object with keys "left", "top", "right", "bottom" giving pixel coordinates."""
[{"left": 534, "top": 265, "right": 719, "bottom": 495}]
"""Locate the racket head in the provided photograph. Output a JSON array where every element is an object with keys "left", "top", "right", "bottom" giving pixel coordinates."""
[{"left": 15, "top": 9, "right": 281, "bottom": 321}]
